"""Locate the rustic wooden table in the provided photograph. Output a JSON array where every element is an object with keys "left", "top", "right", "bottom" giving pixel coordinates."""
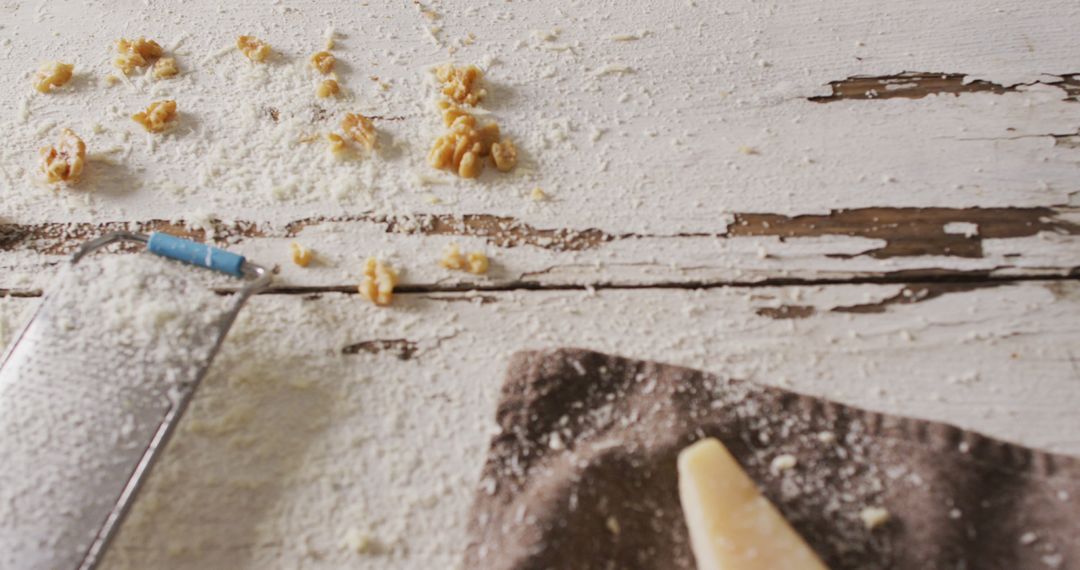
[{"left": 1, "top": 1, "right": 1077, "bottom": 568}]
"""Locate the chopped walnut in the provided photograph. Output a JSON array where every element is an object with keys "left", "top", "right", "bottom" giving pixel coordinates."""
[
  {"left": 466, "top": 252, "right": 489, "bottom": 274},
  {"left": 327, "top": 133, "right": 347, "bottom": 156},
  {"left": 237, "top": 36, "right": 271, "bottom": 63},
  {"left": 358, "top": 257, "right": 398, "bottom": 306},
  {"left": 290, "top": 242, "right": 314, "bottom": 267},
  {"left": 490, "top": 139, "right": 517, "bottom": 172},
  {"left": 115, "top": 38, "right": 163, "bottom": 74},
  {"left": 439, "top": 244, "right": 489, "bottom": 274},
  {"left": 39, "top": 129, "right": 86, "bottom": 184},
  {"left": 428, "top": 111, "right": 502, "bottom": 178},
  {"left": 434, "top": 63, "right": 486, "bottom": 106},
  {"left": 33, "top": 61, "right": 74, "bottom": 93},
  {"left": 316, "top": 79, "right": 340, "bottom": 98},
  {"left": 152, "top": 57, "right": 179, "bottom": 79},
  {"left": 132, "top": 100, "right": 178, "bottom": 133},
  {"left": 341, "top": 113, "right": 376, "bottom": 150},
  {"left": 310, "top": 51, "right": 335, "bottom": 74},
  {"left": 439, "top": 243, "right": 465, "bottom": 270}
]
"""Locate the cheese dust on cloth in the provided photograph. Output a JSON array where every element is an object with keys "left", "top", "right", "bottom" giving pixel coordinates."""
[{"left": 465, "top": 349, "right": 1080, "bottom": 570}]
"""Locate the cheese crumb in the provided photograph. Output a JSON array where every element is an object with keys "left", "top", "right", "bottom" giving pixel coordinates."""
[
  {"left": 342, "top": 527, "right": 373, "bottom": 554},
  {"left": 38, "top": 128, "right": 86, "bottom": 184},
  {"left": 290, "top": 243, "right": 314, "bottom": 267},
  {"left": 237, "top": 36, "right": 271, "bottom": 62},
  {"left": 310, "top": 51, "right": 335, "bottom": 74},
  {"left": 530, "top": 187, "right": 548, "bottom": 201},
  {"left": 859, "top": 506, "right": 890, "bottom": 530},
  {"left": 341, "top": 113, "right": 377, "bottom": 150},
  {"left": 33, "top": 61, "right": 74, "bottom": 93},
  {"left": 358, "top": 257, "right": 398, "bottom": 306},
  {"left": 605, "top": 516, "right": 621, "bottom": 535},
  {"left": 316, "top": 79, "right": 340, "bottom": 98},
  {"left": 132, "top": 100, "right": 178, "bottom": 133},
  {"left": 770, "top": 454, "right": 798, "bottom": 473},
  {"left": 152, "top": 57, "right": 179, "bottom": 79}
]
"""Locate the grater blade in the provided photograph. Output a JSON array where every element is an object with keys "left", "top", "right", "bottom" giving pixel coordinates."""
[{"left": 0, "top": 235, "right": 269, "bottom": 570}]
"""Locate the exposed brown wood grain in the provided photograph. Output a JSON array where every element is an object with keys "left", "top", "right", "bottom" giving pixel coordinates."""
[
  {"left": 832, "top": 282, "right": 1002, "bottom": 314},
  {"left": 755, "top": 305, "right": 816, "bottom": 319},
  {"left": 810, "top": 72, "right": 1080, "bottom": 103},
  {"left": 3, "top": 208, "right": 1075, "bottom": 263},
  {"left": 341, "top": 338, "right": 418, "bottom": 360},
  {"left": 729, "top": 207, "right": 1078, "bottom": 259}
]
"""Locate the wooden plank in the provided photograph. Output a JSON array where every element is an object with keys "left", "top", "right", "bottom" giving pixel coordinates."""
[
  {"left": 2, "top": 1, "right": 1079, "bottom": 287},
  {"left": 1, "top": 207, "right": 1077, "bottom": 291},
  {"left": 3, "top": 279, "right": 1075, "bottom": 568}
]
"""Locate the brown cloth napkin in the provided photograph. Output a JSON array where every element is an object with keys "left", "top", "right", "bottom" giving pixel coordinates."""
[{"left": 465, "top": 349, "right": 1080, "bottom": 570}]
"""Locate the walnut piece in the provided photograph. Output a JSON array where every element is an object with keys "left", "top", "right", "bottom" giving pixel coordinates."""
[
  {"left": 434, "top": 63, "right": 486, "bottom": 106},
  {"left": 290, "top": 243, "right": 314, "bottom": 267},
  {"left": 152, "top": 57, "right": 179, "bottom": 79},
  {"left": 439, "top": 243, "right": 465, "bottom": 270},
  {"left": 358, "top": 257, "right": 398, "bottom": 306},
  {"left": 237, "top": 36, "right": 271, "bottom": 63},
  {"left": 327, "top": 133, "right": 347, "bottom": 156},
  {"left": 490, "top": 139, "right": 517, "bottom": 172},
  {"left": 33, "top": 61, "right": 74, "bottom": 93},
  {"left": 341, "top": 113, "right": 376, "bottom": 150},
  {"left": 115, "top": 38, "right": 163, "bottom": 74},
  {"left": 132, "top": 100, "right": 178, "bottom": 133},
  {"left": 466, "top": 252, "right": 489, "bottom": 274},
  {"left": 39, "top": 129, "right": 86, "bottom": 184},
  {"left": 428, "top": 108, "right": 503, "bottom": 179},
  {"left": 310, "top": 51, "right": 335, "bottom": 74},
  {"left": 439, "top": 244, "right": 489, "bottom": 274},
  {"left": 316, "top": 79, "right": 340, "bottom": 98}
]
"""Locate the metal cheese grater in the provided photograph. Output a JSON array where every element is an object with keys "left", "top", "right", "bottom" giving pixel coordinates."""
[{"left": 0, "top": 231, "right": 271, "bottom": 570}]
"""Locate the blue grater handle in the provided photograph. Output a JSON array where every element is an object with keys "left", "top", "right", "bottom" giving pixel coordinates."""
[{"left": 146, "top": 232, "right": 246, "bottom": 277}]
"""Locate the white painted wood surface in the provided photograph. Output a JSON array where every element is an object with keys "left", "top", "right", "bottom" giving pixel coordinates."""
[
  {"left": 1, "top": 0, "right": 1079, "bottom": 568},
  {"left": 5, "top": 281, "right": 1080, "bottom": 568}
]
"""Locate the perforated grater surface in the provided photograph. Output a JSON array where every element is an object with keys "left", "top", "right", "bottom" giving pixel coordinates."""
[{"left": 0, "top": 232, "right": 271, "bottom": 570}]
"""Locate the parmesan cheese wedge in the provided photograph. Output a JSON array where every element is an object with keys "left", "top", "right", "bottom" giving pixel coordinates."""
[{"left": 678, "top": 438, "right": 829, "bottom": 570}]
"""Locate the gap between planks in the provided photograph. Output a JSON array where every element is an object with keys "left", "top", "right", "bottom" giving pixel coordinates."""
[{"left": 3, "top": 269, "right": 1077, "bottom": 299}]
